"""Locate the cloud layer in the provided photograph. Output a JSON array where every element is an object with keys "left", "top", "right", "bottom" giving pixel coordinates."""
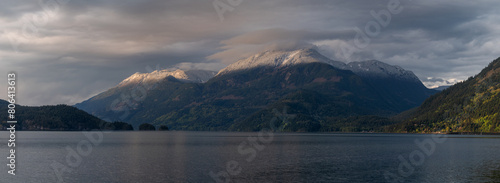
[{"left": 1, "top": 0, "right": 500, "bottom": 105}]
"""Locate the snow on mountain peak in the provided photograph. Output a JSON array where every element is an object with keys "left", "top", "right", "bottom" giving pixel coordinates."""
[
  {"left": 342, "top": 60, "right": 421, "bottom": 82},
  {"left": 118, "top": 69, "right": 216, "bottom": 87},
  {"left": 216, "top": 48, "right": 342, "bottom": 76},
  {"left": 216, "top": 48, "right": 422, "bottom": 83}
]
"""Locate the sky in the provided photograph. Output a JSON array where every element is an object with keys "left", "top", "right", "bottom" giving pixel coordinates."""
[{"left": 1, "top": 0, "right": 500, "bottom": 106}]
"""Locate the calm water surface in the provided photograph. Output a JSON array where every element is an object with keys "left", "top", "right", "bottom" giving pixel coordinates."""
[{"left": 1, "top": 131, "right": 500, "bottom": 183}]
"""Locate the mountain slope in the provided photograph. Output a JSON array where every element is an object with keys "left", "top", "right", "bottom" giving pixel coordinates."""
[
  {"left": 218, "top": 49, "right": 436, "bottom": 110},
  {"left": 74, "top": 69, "right": 216, "bottom": 123},
  {"left": 118, "top": 69, "right": 216, "bottom": 87},
  {"left": 390, "top": 57, "right": 500, "bottom": 133},
  {"left": 0, "top": 100, "right": 132, "bottom": 131},
  {"left": 339, "top": 60, "right": 421, "bottom": 82},
  {"left": 75, "top": 49, "right": 435, "bottom": 131},
  {"left": 433, "top": 85, "right": 451, "bottom": 91},
  {"left": 155, "top": 62, "right": 399, "bottom": 131},
  {"left": 216, "top": 49, "right": 345, "bottom": 75},
  {"left": 340, "top": 60, "right": 437, "bottom": 110}
]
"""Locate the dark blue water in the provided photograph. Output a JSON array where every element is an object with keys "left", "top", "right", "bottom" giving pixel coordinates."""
[{"left": 1, "top": 131, "right": 500, "bottom": 183}]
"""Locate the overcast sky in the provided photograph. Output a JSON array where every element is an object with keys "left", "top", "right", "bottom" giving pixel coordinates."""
[{"left": 1, "top": 0, "right": 500, "bottom": 106}]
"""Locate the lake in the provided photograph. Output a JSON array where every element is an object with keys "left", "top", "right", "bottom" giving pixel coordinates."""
[{"left": 1, "top": 131, "right": 500, "bottom": 183}]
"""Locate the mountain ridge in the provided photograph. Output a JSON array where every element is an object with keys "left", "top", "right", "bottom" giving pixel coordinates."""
[
  {"left": 339, "top": 60, "right": 421, "bottom": 83},
  {"left": 75, "top": 48, "right": 436, "bottom": 131},
  {"left": 389, "top": 57, "right": 500, "bottom": 133},
  {"left": 217, "top": 48, "right": 423, "bottom": 84},
  {"left": 119, "top": 69, "right": 216, "bottom": 87},
  {"left": 216, "top": 49, "right": 344, "bottom": 76},
  {"left": 0, "top": 99, "right": 133, "bottom": 131}
]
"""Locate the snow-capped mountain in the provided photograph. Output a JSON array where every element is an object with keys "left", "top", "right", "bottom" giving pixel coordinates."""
[
  {"left": 216, "top": 48, "right": 421, "bottom": 83},
  {"left": 339, "top": 60, "right": 421, "bottom": 83},
  {"left": 118, "top": 69, "right": 216, "bottom": 87},
  {"left": 75, "top": 48, "right": 437, "bottom": 130},
  {"left": 216, "top": 49, "right": 345, "bottom": 76}
]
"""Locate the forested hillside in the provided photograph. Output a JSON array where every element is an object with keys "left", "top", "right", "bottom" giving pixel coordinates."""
[
  {"left": 0, "top": 100, "right": 133, "bottom": 131},
  {"left": 389, "top": 57, "right": 500, "bottom": 133}
]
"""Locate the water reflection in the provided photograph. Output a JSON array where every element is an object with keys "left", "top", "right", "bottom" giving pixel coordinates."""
[{"left": 1, "top": 132, "right": 500, "bottom": 182}]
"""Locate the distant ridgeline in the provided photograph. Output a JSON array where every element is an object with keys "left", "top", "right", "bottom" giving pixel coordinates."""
[
  {"left": 0, "top": 100, "right": 133, "bottom": 131},
  {"left": 388, "top": 57, "right": 500, "bottom": 133},
  {"left": 75, "top": 49, "right": 441, "bottom": 132}
]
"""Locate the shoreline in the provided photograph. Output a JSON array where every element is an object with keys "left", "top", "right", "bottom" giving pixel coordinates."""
[{"left": 4, "top": 130, "right": 500, "bottom": 135}]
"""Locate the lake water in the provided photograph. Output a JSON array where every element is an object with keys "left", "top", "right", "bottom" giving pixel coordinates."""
[{"left": 1, "top": 131, "right": 500, "bottom": 183}]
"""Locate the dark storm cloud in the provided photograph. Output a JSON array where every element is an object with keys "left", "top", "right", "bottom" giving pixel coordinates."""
[{"left": 1, "top": 0, "right": 499, "bottom": 105}]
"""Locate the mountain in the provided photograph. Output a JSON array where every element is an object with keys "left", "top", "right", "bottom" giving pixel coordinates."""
[
  {"left": 432, "top": 85, "right": 451, "bottom": 91},
  {"left": 118, "top": 69, "right": 216, "bottom": 87},
  {"left": 338, "top": 60, "right": 437, "bottom": 110},
  {"left": 218, "top": 49, "right": 436, "bottom": 110},
  {"left": 0, "top": 100, "right": 133, "bottom": 131},
  {"left": 75, "top": 49, "right": 435, "bottom": 131},
  {"left": 74, "top": 68, "right": 216, "bottom": 122},
  {"left": 389, "top": 57, "right": 500, "bottom": 133},
  {"left": 197, "top": 62, "right": 403, "bottom": 131},
  {"left": 216, "top": 49, "right": 345, "bottom": 75},
  {"left": 218, "top": 49, "right": 421, "bottom": 83},
  {"left": 338, "top": 60, "right": 421, "bottom": 82}
]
